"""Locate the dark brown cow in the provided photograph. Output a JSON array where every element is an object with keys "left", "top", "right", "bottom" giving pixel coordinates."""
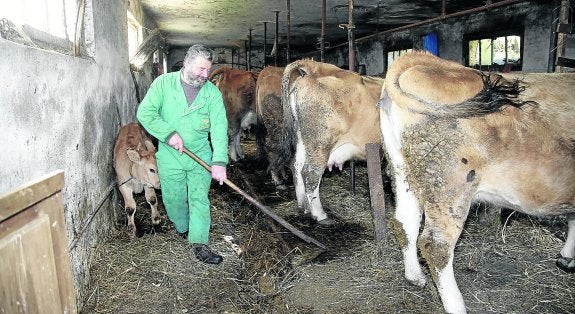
[
  {"left": 113, "top": 123, "right": 161, "bottom": 238},
  {"left": 255, "top": 66, "right": 288, "bottom": 189},
  {"left": 378, "top": 51, "right": 575, "bottom": 313},
  {"left": 275, "top": 60, "right": 384, "bottom": 224},
  {"left": 209, "top": 67, "right": 259, "bottom": 161}
]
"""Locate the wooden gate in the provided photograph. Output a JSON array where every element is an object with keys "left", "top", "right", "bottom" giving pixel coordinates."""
[{"left": 0, "top": 170, "right": 76, "bottom": 313}]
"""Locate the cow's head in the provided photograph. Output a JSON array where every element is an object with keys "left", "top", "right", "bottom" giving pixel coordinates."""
[{"left": 126, "top": 141, "right": 160, "bottom": 189}]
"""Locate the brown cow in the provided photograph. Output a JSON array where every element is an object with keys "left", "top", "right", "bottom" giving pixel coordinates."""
[
  {"left": 209, "top": 67, "right": 259, "bottom": 161},
  {"left": 275, "top": 60, "right": 385, "bottom": 224},
  {"left": 378, "top": 51, "right": 575, "bottom": 313},
  {"left": 255, "top": 66, "right": 288, "bottom": 189},
  {"left": 113, "top": 123, "right": 161, "bottom": 238}
]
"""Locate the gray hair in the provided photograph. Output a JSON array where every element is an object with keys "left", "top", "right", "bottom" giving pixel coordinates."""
[{"left": 184, "top": 44, "right": 214, "bottom": 64}]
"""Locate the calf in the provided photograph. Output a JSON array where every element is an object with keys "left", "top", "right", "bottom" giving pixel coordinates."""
[
  {"left": 378, "top": 51, "right": 575, "bottom": 313},
  {"left": 276, "top": 60, "right": 384, "bottom": 224},
  {"left": 113, "top": 123, "right": 161, "bottom": 238},
  {"left": 209, "top": 66, "right": 259, "bottom": 161}
]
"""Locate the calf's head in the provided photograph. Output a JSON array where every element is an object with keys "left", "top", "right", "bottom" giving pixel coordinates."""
[{"left": 126, "top": 142, "right": 160, "bottom": 189}]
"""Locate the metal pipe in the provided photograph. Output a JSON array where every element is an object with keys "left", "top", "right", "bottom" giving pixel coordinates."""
[
  {"left": 263, "top": 21, "right": 268, "bottom": 67},
  {"left": 347, "top": 0, "right": 356, "bottom": 194},
  {"left": 274, "top": 10, "right": 281, "bottom": 66},
  {"left": 347, "top": 0, "right": 355, "bottom": 72},
  {"left": 286, "top": 0, "right": 291, "bottom": 63},
  {"left": 320, "top": 0, "right": 326, "bottom": 62},
  {"left": 244, "top": 40, "right": 249, "bottom": 70},
  {"left": 248, "top": 28, "right": 253, "bottom": 71},
  {"left": 329, "top": 0, "right": 525, "bottom": 50}
]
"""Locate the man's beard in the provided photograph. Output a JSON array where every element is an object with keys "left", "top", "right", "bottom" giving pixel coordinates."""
[
  {"left": 189, "top": 75, "right": 207, "bottom": 88},
  {"left": 183, "top": 72, "right": 207, "bottom": 88}
]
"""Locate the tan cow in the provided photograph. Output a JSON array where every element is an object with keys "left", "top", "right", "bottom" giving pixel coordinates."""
[
  {"left": 113, "top": 123, "right": 161, "bottom": 238},
  {"left": 209, "top": 67, "right": 259, "bottom": 161},
  {"left": 378, "top": 51, "right": 575, "bottom": 313},
  {"left": 275, "top": 60, "right": 384, "bottom": 224}
]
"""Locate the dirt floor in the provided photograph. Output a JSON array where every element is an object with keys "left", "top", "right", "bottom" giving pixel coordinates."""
[{"left": 82, "top": 139, "right": 574, "bottom": 313}]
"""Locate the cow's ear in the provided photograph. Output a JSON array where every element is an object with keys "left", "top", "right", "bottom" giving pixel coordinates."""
[
  {"left": 144, "top": 140, "right": 156, "bottom": 153},
  {"left": 126, "top": 149, "right": 141, "bottom": 163}
]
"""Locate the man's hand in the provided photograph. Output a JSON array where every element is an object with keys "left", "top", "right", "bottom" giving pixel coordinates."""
[
  {"left": 211, "top": 165, "right": 227, "bottom": 185},
  {"left": 168, "top": 133, "right": 184, "bottom": 154}
]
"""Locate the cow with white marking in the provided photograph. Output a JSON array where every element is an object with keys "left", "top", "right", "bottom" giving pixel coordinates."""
[
  {"left": 114, "top": 123, "right": 162, "bottom": 238},
  {"left": 275, "top": 60, "right": 384, "bottom": 224},
  {"left": 378, "top": 51, "right": 575, "bottom": 313}
]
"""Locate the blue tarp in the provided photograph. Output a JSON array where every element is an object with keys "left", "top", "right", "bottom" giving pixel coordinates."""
[{"left": 423, "top": 33, "right": 438, "bottom": 56}]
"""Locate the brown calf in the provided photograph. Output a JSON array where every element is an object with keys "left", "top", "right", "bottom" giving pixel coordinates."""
[{"left": 113, "top": 123, "right": 161, "bottom": 238}]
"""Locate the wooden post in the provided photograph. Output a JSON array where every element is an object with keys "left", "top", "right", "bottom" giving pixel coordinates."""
[{"left": 365, "top": 143, "right": 386, "bottom": 242}]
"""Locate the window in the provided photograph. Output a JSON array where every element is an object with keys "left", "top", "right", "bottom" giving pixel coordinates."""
[
  {"left": 127, "top": 11, "right": 143, "bottom": 59},
  {"left": 466, "top": 34, "right": 522, "bottom": 71},
  {"left": 387, "top": 48, "right": 412, "bottom": 70},
  {"left": 0, "top": 0, "right": 84, "bottom": 54}
]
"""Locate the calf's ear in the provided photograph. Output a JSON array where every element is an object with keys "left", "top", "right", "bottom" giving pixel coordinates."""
[
  {"left": 126, "top": 149, "right": 141, "bottom": 163},
  {"left": 144, "top": 140, "right": 156, "bottom": 153}
]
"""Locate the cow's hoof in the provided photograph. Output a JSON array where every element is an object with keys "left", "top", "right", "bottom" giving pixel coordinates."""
[
  {"left": 556, "top": 255, "right": 575, "bottom": 273},
  {"left": 275, "top": 184, "right": 287, "bottom": 191},
  {"left": 317, "top": 218, "right": 335, "bottom": 226}
]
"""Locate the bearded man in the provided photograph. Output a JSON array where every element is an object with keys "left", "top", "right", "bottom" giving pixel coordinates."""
[{"left": 137, "top": 44, "right": 228, "bottom": 264}]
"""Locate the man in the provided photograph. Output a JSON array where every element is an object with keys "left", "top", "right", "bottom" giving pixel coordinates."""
[{"left": 137, "top": 44, "right": 228, "bottom": 264}]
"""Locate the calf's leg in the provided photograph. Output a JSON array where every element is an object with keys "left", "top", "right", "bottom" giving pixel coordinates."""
[
  {"left": 119, "top": 185, "right": 137, "bottom": 238},
  {"left": 145, "top": 186, "right": 161, "bottom": 225}
]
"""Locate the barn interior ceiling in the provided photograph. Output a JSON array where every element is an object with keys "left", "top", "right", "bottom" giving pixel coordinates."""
[{"left": 139, "top": 0, "right": 519, "bottom": 53}]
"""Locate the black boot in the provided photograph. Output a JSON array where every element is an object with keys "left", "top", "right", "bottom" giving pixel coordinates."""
[{"left": 193, "top": 244, "right": 223, "bottom": 264}]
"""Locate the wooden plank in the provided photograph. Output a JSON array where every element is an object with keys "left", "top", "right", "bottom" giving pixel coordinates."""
[
  {"left": 0, "top": 170, "right": 64, "bottom": 222},
  {"left": 365, "top": 143, "right": 387, "bottom": 242},
  {"left": 0, "top": 238, "right": 27, "bottom": 313},
  {"left": 556, "top": 57, "right": 575, "bottom": 68},
  {"left": 0, "top": 215, "right": 61, "bottom": 313}
]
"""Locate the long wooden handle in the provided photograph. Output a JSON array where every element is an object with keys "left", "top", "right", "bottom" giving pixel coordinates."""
[{"left": 181, "top": 147, "right": 327, "bottom": 250}]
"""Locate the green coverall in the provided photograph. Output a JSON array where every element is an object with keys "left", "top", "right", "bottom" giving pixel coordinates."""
[{"left": 136, "top": 71, "right": 228, "bottom": 244}]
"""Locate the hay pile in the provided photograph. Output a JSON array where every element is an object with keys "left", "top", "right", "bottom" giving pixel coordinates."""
[{"left": 82, "top": 140, "right": 574, "bottom": 313}]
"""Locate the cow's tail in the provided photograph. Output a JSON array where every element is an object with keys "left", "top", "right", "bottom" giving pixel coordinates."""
[
  {"left": 270, "top": 61, "right": 307, "bottom": 171},
  {"left": 385, "top": 51, "right": 536, "bottom": 119}
]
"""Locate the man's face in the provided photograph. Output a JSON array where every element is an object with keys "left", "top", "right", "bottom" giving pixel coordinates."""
[{"left": 181, "top": 57, "right": 212, "bottom": 87}]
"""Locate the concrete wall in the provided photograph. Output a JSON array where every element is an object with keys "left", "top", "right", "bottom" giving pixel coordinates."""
[
  {"left": 0, "top": 0, "right": 155, "bottom": 310},
  {"left": 316, "top": 2, "right": 567, "bottom": 75}
]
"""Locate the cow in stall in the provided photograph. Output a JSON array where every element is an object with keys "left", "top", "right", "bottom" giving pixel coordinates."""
[
  {"left": 274, "top": 60, "right": 385, "bottom": 224},
  {"left": 255, "top": 65, "right": 289, "bottom": 190},
  {"left": 378, "top": 51, "right": 575, "bottom": 313},
  {"left": 114, "top": 123, "right": 162, "bottom": 238},
  {"left": 209, "top": 67, "right": 259, "bottom": 161}
]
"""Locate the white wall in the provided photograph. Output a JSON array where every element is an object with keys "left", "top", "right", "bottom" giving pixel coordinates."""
[{"left": 0, "top": 0, "right": 155, "bottom": 309}]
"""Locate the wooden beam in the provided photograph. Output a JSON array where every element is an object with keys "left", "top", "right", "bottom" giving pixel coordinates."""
[{"left": 365, "top": 143, "right": 386, "bottom": 242}]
